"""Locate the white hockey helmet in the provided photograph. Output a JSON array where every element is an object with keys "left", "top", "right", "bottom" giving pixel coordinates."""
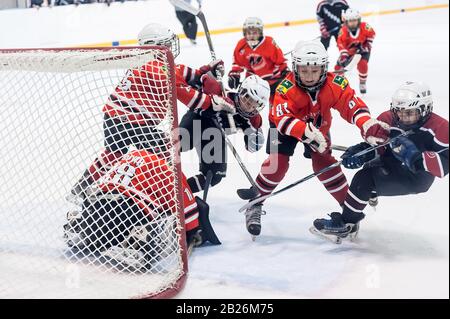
[
  {"left": 343, "top": 8, "right": 362, "bottom": 31},
  {"left": 342, "top": 8, "right": 362, "bottom": 22},
  {"left": 138, "top": 23, "right": 180, "bottom": 58},
  {"left": 237, "top": 75, "right": 270, "bottom": 118},
  {"left": 243, "top": 17, "right": 264, "bottom": 47},
  {"left": 291, "top": 40, "right": 329, "bottom": 92},
  {"left": 391, "top": 81, "right": 433, "bottom": 129}
]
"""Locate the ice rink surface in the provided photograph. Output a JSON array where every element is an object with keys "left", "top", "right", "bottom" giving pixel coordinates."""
[{"left": 0, "top": 0, "right": 448, "bottom": 298}]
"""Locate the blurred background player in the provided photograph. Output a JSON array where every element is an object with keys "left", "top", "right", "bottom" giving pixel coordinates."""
[
  {"left": 316, "top": 0, "right": 349, "bottom": 50},
  {"left": 228, "top": 17, "right": 288, "bottom": 100},
  {"left": 173, "top": 0, "right": 202, "bottom": 45},
  {"left": 311, "top": 82, "right": 449, "bottom": 244},
  {"left": 238, "top": 40, "right": 389, "bottom": 238},
  {"left": 179, "top": 74, "right": 270, "bottom": 193},
  {"left": 64, "top": 148, "right": 221, "bottom": 269},
  {"left": 67, "top": 23, "right": 230, "bottom": 204},
  {"left": 335, "top": 8, "right": 376, "bottom": 94}
]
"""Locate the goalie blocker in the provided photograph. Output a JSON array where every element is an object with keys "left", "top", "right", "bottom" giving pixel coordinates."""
[{"left": 64, "top": 149, "right": 220, "bottom": 270}]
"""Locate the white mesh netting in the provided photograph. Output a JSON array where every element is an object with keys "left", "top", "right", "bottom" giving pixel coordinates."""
[{"left": 0, "top": 47, "right": 187, "bottom": 298}]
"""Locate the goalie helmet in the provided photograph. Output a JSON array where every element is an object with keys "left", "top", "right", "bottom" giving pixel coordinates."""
[
  {"left": 243, "top": 17, "right": 264, "bottom": 47},
  {"left": 138, "top": 23, "right": 180, "bottom": 58},
  {"left": 342, "top": 8, "right": 362, "bottom": 32},
  {"left": 237, "top": 75, "right": 270, "bottom": 118},
  {"left": 291, "top": 40, "right": 329, "bottom": 92},
  {"left": 391, "top": 81, "right": 433, "bottom": 130}
]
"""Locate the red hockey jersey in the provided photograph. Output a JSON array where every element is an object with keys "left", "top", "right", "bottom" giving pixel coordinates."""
[
  {"left": 103, "top": 61, "right": 213, "bottom": 126},
  {"left": 337, "top": 22, "right": 376, "bottom": 56},
  {"left": 231, "top": 36, "right": 288, "bottom": 86},
  {"left": 270, "top": 72, "right": 371, "bottom": 139},
  {"left": 98, "top": 149, "right": 199, "bottom": 232}
]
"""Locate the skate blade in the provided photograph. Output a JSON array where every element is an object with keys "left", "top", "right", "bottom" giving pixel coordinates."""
[
  {"left": 309, "top": 226, "right": 343, "bottom": 244},
  {"left": 251, "top": 235, "right": 257, "bottom": 242}
]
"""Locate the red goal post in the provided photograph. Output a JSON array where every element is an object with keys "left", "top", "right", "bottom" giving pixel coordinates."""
[{"left": 0, "top": 46, "right": 188, "bottom": 299}]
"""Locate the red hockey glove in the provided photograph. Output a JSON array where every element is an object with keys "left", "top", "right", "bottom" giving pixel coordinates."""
[
  {"left": 360, "top": 118, "right": 390, "bottom": 145},
  {"left": 199, "top": 59, "right": 225, "bottom": 78},
  {"left": 201, "top": 74, "right": 222, "bottom": 95}
]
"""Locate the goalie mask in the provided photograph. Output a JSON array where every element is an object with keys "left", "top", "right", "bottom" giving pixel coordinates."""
[
  {"left": 138, "top": 23, "right": 180, "bottom": 58},
  {"left": 292, "top": 40, "right": 329, "bottom": 92},
  {"left": 64, "top": 193, "right": 171, "bottom": 265},
  {"left": 391, "top": 81, "right": 433, "bottom": 130},
  {"left": 243, "top": 17, "right": 264, "bottom": 48},
  {"left": 237, "top": 75, "right": 270, "bottom": 118}
]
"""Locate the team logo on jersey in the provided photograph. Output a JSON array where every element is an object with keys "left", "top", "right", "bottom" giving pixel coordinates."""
[
  {"left": 277, "top": 80, "right": 294, "bottom": 94},
  {"left": 365, "top": 23, "right": 373, "bottom": 31},
  {"left": 160, "top": 65, "right": 168, "bottom": 74},
  {"left": 248, "top": 54, "right": 265, "bottom": 70},
  {"left": 333, "top": 75, "right": 349, "bottom": 90}
]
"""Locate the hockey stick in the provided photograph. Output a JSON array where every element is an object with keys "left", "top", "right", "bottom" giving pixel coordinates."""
[
  {"left": 212, "top": 117, "right": 259, "bottom": 190},
  {"left": 169, "top": 0, "right": 258, "bottom": 189},
  {"left": 331, "top": 144, "right": 348, "bottom": 152},
  {"left": 169, "top": 0, "right": 216, "bottom": 60},
  {"left": 238, "top": 131, "right": 413, "bottom": 213},
  {"left": 169, "top": 0, "right": 238, "bottom": 134},
  {"left": 333, "top": 54, "right": 361, "bottom": 74}
]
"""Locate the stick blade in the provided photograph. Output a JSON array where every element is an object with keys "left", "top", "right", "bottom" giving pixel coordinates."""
[{"left": 168, "top": 0, "right": 200, "bottom": 15}]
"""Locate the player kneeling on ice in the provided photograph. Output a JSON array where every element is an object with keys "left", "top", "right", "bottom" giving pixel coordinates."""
[
  {"left": 311, "top": 82, "right": 449, "bottom": 244},
  {"left": 335, "top": 8, "right": 375, "bottom": 94},
  {"left": 63, "top": 148, "right": 220, "bottom": 270},
  {"left": 179, "top": 74, "right": 270, "bottom": 194}
]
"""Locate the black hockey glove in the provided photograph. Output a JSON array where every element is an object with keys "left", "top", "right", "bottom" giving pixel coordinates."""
[
  {"left": 228, "top": 70, "right": 241, "bottom": 90},
  {"left": 341, "top": 142, "right": 376, "bottom": 169},
  {"left": 390, "top": 136, "right": 421, "bottom": 172}
]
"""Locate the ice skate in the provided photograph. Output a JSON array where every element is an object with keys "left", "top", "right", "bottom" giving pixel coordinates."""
[
  {"left": 244, "top": 203, "right": 265, "bottom": 240},
  {"left": 310, "top": 212, "right": 355, "bottom": 244}
]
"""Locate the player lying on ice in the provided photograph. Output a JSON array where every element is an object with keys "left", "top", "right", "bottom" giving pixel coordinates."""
[
  {"left": 311, "top": 82, "right": 449, "bottom": 244},
  {"left": 179, "top": 73, "right": 270, "bottom": 194},
  {"left": 63, "top": 147, "right": 221, "bottom": 270}
]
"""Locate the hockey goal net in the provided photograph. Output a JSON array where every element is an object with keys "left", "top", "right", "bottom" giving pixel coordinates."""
[{"left": 0, "top": 47, "right": 187, "bottom": 298}]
